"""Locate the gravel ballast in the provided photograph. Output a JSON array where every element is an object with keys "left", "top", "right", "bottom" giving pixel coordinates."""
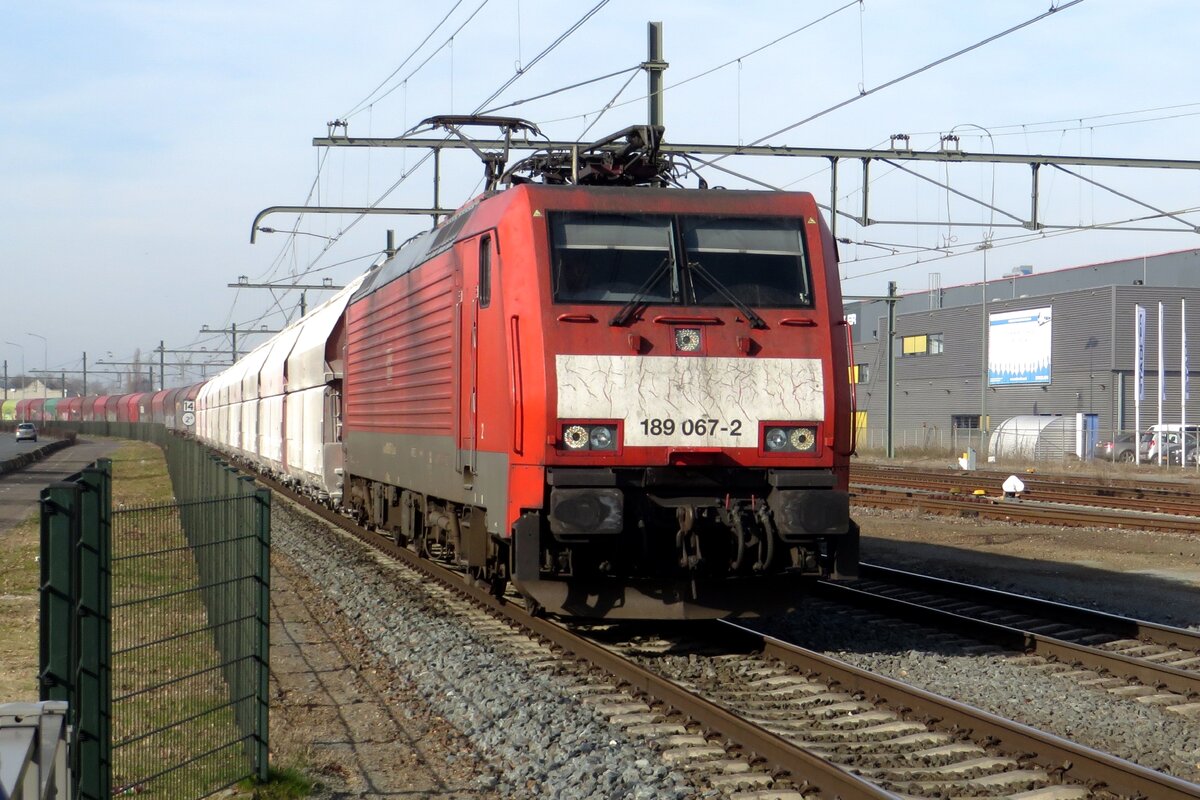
[{"left": 272, "top": 501, "right": 702, "bottom": 799}]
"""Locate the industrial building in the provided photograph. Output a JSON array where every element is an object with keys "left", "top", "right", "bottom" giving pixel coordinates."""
[{"left": 844, "top": 248, "right": 1200, "bottom": 458}]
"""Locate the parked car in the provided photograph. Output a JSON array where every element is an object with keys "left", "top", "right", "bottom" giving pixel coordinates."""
[
  {"left": 1165, "top": 433, "right": 1200, "bottom": 466},
  {"left": 14, "top": 422, "right": 37, "bottom": 442},
  {"left": 1093, "top": 432, "right": 1143, "bottom": 462}
]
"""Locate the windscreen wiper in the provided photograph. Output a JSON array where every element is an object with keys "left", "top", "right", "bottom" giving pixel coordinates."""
[
  {"left": 610, "top": 256, "right": 674, "bottom": 327},
  {"left": 686, "top": 260, "right": 768, "bottom": 329}
]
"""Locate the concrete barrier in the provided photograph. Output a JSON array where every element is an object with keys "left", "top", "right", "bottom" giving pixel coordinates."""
[
  {"left": 0, "top": 701, "right": 70, "bottom": 799},
  {"left": 0, "top": 433, "right": 77, "bottom": 476}
]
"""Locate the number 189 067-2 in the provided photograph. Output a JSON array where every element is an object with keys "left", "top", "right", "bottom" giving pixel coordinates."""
[{"left": 639, "top": 417, "right": 743, "bottom": 437}]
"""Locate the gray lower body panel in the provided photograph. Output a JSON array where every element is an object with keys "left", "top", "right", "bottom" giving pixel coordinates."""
[{"left": 343, "top": 430, "right": 512, "bottom": 534}]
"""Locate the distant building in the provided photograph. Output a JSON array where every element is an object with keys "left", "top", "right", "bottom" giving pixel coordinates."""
[
  {"left": 844, "top": 248, "right": 1200, "bottom": 454},
  {"left": 1, "top": 378, "right": 66, "bottom": 401}
]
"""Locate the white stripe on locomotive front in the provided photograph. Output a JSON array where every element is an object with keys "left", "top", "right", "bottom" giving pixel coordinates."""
[{"left": 556, "top": 354, "right": 824, "bottom": 448}]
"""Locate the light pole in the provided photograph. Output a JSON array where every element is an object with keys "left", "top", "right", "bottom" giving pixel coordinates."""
[
  {"left": 25, "top": 333, "right": 47, "bottom": 399},
  {"left": 1085, "top": 336, "right": 1099, "bottom": 415},
  {"left": 4, "top": 342, "right": 25, "bottom": 401},
  {"left": 952, "top": 123, "right": 996, "bottom": 459}
]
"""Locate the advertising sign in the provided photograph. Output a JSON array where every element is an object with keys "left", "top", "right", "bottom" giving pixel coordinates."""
[{"left": 989, "top": 306, "right": 1052, "bottom": 385}]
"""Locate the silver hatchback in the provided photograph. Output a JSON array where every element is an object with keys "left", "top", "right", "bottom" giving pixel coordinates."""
[{"left": 15, "top": 422, "right": 37, "bottom": 442}]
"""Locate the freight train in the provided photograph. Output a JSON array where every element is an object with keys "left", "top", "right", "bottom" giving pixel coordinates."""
[{"left": 20, "top": 126, "right": 858, "bottom": 619}]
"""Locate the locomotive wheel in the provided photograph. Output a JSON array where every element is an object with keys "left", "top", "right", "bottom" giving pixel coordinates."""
[
  {"left": 520, "top": 592, "right": 545, "bottom": 618},
  {"left": 466, "top": 566, "right": 508, "bottom": 598},
  {"left": 467, "top": 566, "right": 489, "bottom": 590}
]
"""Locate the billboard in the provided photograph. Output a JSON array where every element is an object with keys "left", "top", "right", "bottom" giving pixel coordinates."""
[{"left": 989, "top": 306, "right": 1052, "bottom": 385}]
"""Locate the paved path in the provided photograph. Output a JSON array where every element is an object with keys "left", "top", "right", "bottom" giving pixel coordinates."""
[
  {"left": 270, "top": 544, "right": 497, "bottom": 799},
  {"left": 0, "top": 439, "right": 120, "bottom": 538},
  {"left": 0, "top": 436, "right": 59, "bottom": 461}
]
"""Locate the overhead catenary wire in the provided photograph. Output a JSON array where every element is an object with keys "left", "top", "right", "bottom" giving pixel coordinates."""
[
  {"left": 783, "top": 101, "right": 1200, "bottom": 197},
  {"left": 576, "top": 66, "right": 642, "bottom": 142},
  {"left": 537, "top": 1, "right": 859, "bottom": 125},
  {"left": 247, "top": 0, "right": 617, "bottom": 326},
  {"left": 903, "top": 101, "right": 1200, "bottom": 142},
  {"left": 340, "top": 0, "right": 474, "bottom": 121},
  {"left": 843, "top": 203, "right": 1200, "bottom": 281},
  {"left": 246, "top": 0, "right": 615, "bottom": 330},
  {"left": 480, "top": 64, "right": 642, "bottom": 115},
  {"left": 359, "top": 0, "right": 496, "bottom": 114},
  {"left": 708, "top": 0, "right": 1087, "bottom": 167},
  {"left": 270, "top": 0, "right": 492, "bottom": 306},
  {"left": 473, "top": 0, "right": 612, "bottom": 113}
]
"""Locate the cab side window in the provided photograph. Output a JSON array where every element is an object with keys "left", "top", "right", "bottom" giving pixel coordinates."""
[{"left": 479, "top": 235, "right": 492, "bottom": 308}]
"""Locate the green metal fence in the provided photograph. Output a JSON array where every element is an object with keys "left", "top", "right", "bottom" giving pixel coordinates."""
[{"left": 40, "top": 430, "right": 270, "bottom": 799}]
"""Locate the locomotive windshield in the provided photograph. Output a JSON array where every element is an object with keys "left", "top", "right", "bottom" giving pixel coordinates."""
[
  {"left": 550, "top": 214, "right": 676, "bottom": 303},
  {"left": 550, "top": 211, "right": 812, "bottom": 308}
]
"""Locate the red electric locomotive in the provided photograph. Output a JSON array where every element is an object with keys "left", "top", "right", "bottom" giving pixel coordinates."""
[{"left": 340, "top": 132, "right": 857, "bottom": 619}]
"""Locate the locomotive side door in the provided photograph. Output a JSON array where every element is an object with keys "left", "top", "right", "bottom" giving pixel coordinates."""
[
  {"left": 455, "top": 233, "right": 494, "bottom": 478},
  {"left": 450, "top": 242, "right": 469, "bottom": 476},
  {"left": 452, "top": 231, "right": 504, "bottom": 498}
]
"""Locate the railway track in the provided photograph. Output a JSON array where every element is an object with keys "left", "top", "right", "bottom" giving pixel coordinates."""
[
  {"left": 850, "top": 464, "right": 1200, "bottom": 532},
  {"left": 850, "top": 483, "right": 1200, "bottom": 532},
  {"left": 816, "top": 562, "right": 1200, "bottom": 705},
  {"left": 853, "top": 463, "right": 1200, "bottom": 510},
  {"left": 261, "top": 471, "right": 1200, "bottom": 799},
  {"left": 601, "top": 622, "right": 1200, "bottom": 799}
]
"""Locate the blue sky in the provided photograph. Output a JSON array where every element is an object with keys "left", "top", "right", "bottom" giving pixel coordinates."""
[{"left": 4, "top": 1, "right": 1200, "bottom": 386}]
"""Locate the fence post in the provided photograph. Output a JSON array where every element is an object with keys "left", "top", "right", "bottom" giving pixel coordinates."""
[
  {"left": 78, "top": 460, "right": 112, "bottom": 800},
  {"left": 40, "top": 483, "right": 80, "bottom": 704},
  {"left": 254, "top": 486, "right": 271, "bottom": 782},
  {"left": 40, "top": 482, "right": 83, "bottom": 797}
]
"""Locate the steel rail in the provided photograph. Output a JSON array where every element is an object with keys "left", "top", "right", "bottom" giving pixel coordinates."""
[
  {"left": 721, "top": 622, "right": 1200, "bottom": 800},
  {"left": 854, "top": 477, "right": 1200, "bottom": 515},
  {"left": 852, "top": 464, "right": 1200, "bottom": 512},
  {"left": 851, "top": 484, "right": 1200, "bottom": 532},
  {"left": 853, "top": 463, "right": 1200, "bottom": 500},
  {"left": 813, "top": 579, "right": 1200, "bottom": 698},
  {"left": 852, "top": 562, "right": 1200, "bottom": 651}
]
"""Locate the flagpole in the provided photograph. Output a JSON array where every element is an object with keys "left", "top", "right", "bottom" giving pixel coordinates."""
[
  {"left": 1183, "top": 299, "right": 1190, "bottom": 469},
  {"left": 1155, "top": 303, "right": 1163, "bottom": 462},
  {"left": 1135, "top": 305, "right": 1144, "bottom": 465}
]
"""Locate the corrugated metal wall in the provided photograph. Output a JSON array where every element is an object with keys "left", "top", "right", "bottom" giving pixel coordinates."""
[{"left": 850, "top": 267, "right": 1200, "bottom": 446}]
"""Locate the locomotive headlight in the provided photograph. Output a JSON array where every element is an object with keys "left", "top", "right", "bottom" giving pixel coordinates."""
[
  {"left": 762, "top": 424, "right": 820, "bottom": 454},
  {"left": 789, "top": 426, "right": 817, "bottom": 452},
  {"left": 675, "top": 327, "right": 701, "bottom": 352},
  {"left": 764, "top": 428, "right": 789, "bottom": 452},
  {"left": 561, "top": 423, "right": 618, "bottom": 451},
  {"left": 589, "top": 425, "right": 615, "bottom": 450},
  {"left": 563, "top": 425, "right": 590, "bottom": 449}
]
